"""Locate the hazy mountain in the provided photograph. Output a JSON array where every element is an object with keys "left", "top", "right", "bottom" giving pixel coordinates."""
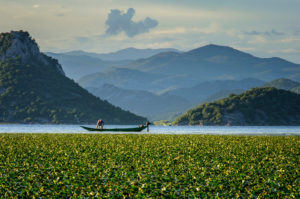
[
  {"left": 81, "top": 78, "right": 265, "bottom": 121},
  {"left": 174, "top": 87, "right": 300, "bottom": 126},
  {"left": 46, "top": 52, "right": 131, "bottom": 80},
  {"left": 65, "top": 47, "right": 180, "bottom": 61},
  {"left": 87, "top": 84, "right": 191, "bottom": 121},
  {"left": 125, "top": 44, "right": 300, "bottom": 82},
  {"left": 78, "top": 67, "right": 199, "bottom": 93},
  {"left": 263, "top": 78, "right": 300, "bottom": 90},
  {"left": 165, "top": 78, "right": 265, "bottom": 104},
  {"left": 50, "top": 44, "right": 300, "bottom": 122},
  {"left": 0, "top": 31, "right": 146, "bottom": 124},
  {"left": 77, "top": 67, "right": 175, "bottom": 92},
  {"left": 77, "top": 44, "right": 300, "bottom": 96}
]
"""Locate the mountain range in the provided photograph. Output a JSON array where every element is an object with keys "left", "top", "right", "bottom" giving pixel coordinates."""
[
  {"left": 46, "top": 52, "right": 131, "bottom": 80},
  {"left": 69, "top": 45, "right": 300, "bottom": 121},
  {"left": 124, "top": 44, "right": 300, "bottom": 82},
  {"left": 63, "top": 47, "right": 180, "bottom": 61},
  {"left": 76, "top": 44, "right": 300, "bottom": 92},
  {"left": 9, "top": 30, "right": 300, "bottom": 123},
  {"left": 3, "top": 30, "right": 300, "bottom": 124},
  {"left": 46, "top": 48, "right": 180, "bottom": 80}
]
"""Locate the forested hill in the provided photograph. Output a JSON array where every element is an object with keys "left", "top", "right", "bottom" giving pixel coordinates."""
[
  {"left": 173, "top": 87, "right": 300, "bottom": 126},
  {"left": 0, "top": 31, "right": 146, "bottom": 124}
]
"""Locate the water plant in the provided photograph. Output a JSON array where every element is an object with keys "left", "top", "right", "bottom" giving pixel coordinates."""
[{"left": 0, "top": 134, "right": 298, "bottom": 197}]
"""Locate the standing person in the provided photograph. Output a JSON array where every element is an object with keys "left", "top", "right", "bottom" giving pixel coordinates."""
[
  {"left": 146, "top": 121, "right": 150, "bottom": 132},
  {"left": 96, "top": 119, "right": 104, "bottom": 129}
]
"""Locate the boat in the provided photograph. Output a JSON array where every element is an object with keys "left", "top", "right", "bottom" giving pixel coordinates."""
[{"left": 80, "top": 125, "right": 148, "bottom": 132}]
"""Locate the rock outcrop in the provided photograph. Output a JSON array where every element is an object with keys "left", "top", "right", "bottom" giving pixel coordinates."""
[{"left": 0, "top": 30, "right": 64, "bottom": 75}]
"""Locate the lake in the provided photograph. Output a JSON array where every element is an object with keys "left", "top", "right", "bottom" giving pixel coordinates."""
[{"left": 0, "top": 124, "right": 299, "bottom": 135}]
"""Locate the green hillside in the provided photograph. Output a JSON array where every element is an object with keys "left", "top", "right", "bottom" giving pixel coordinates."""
[
  {"left": 173, "top": 87, "right": 300, "bottom": 126},
  {"left": 0, "top": 31, "right": 146, "bottom": 124}
]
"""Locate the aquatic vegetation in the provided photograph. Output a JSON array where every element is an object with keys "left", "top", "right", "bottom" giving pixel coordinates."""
[{"left": 0, "top": 134, "right": 298, "bottom": 198}]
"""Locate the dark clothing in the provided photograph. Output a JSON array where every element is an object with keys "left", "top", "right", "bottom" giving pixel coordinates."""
[{"left": 96, "top": 120, "right": 104, "bottom": 129}]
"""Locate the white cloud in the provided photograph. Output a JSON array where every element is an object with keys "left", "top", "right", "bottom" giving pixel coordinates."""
[
  {"left": 151, "top": 23, "right": 221, "bottom": 37},
  {"left": 248, "top": 35, "right": 267, "bottom": 44},
  {"left": 280, "top": 37, "right": 300, "bottom": 43},
  {"left": 190, "top": 23, "right": 221, "bottom": 34},
  {"left": 269, "top": 49, "right": 300, "bottom": 54},
  {"left": 141, "top": 42, "right": 174, "bottom": 49},
  {"left": 152, "top": 27, "right": 186, "bottom": 35},
  {"left": 105, "top": 8, "right": 158, "bottom": 37}
]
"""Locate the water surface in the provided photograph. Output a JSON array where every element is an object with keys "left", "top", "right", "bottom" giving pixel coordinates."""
[{"left": 0, "top": 124, "right": 299, "bottom": 135}]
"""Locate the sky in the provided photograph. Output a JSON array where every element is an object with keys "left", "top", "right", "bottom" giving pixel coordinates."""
[{"left": 1, "top": 0, "right": 300, "bottom": 63}]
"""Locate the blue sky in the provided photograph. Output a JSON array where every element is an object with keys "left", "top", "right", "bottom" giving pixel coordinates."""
[{"left": 0, "top": 0, "right": 299, "bottom": 63}]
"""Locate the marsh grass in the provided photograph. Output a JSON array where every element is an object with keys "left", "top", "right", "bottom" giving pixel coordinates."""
[{"left": 0, "top": 134, "right": 298, "bottom": 198}]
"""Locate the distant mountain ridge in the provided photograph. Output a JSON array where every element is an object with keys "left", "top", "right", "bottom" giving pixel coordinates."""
[
  {"left": 263, "top": 78, "right": 300, "bottom": 91},
  {"left": 77, "top": 67, "right": 179, "bottom": 92},
  {"left": 124, "top": 44, "right": 300, "bottom": 82},
  {"left": 69, "top": 44, "right": 300, "bottom": 122},
  {"left": 165, "top": 78, "right": 265, "bottom": 104},
  {"left": 77, "top": 44, "right": 300, "bottom": 98},
  {"left": 46, "top": 52, "right": 131, "bottom": 80},
  {"left": 0, "top": 30, "right": 146, "bottom": 124},
  {"left": 64, "top": 47, "right": 180, "bottom": 61}
]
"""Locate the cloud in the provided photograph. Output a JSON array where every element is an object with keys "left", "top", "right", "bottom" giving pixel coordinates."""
[
  {"left": 33, "top": 4, "right": 40, "bottom": 9},
  {"left": 75, "top": 36, "right": 90, "bottom": 43},
  {"left": 151, "top": 23, "right": 221, "bottom": 36},
  {"left": 248, "top": 35, "right": 267, "bottom": 44},
  {"left": 270, "top": 29, "right": 285, "bottom": 36},
  {"left": 269, "top": 49, "right": 300, "bottom": 54},
  {"left": 56, "top": 13, "right": 65, "bottom": 17},
  {"left": 280, "top": 37, "right": 300, "bottom": 43},
  {"left": 244, "top": 29, "right": 284, "bottom": 36},
  {"left": 294, "top": 30, "right": 300, "bottom": 36},
  {"left": 152, "top": 27, "right": 186, "bottom": 35},
  {"left": 105, "top": 8, "right": 158, "bottom": 37}
]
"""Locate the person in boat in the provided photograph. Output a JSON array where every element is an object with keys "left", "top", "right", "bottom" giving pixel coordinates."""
[{"left": 96, "top": 119, "right": 104, "bottom": 129}]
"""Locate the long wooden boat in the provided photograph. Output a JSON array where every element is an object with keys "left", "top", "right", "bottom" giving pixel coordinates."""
[{"left": 80, "top": 125, "right": 147, "bottom": 132}]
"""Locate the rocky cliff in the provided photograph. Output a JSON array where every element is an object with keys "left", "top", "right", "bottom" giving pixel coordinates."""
[{"left": 0, "top": 31, "right": 64, "bottom": 75}]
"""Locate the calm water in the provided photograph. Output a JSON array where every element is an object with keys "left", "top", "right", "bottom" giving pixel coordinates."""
[{"left": 0, "top": 124, "right": 299, "bottom": 135}]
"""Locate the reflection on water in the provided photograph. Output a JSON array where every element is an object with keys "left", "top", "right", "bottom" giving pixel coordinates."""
[{"left": 0, "top": 124, "right": 299, "bottom": 135}]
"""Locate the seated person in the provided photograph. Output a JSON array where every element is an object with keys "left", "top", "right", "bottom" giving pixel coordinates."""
[{"left": 96, "top": 119, "right": 104, "bottom": 129}]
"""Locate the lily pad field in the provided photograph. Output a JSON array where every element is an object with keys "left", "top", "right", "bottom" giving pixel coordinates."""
[{"left": 0, "top": 134, "right": 299, "bottom": 198}]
